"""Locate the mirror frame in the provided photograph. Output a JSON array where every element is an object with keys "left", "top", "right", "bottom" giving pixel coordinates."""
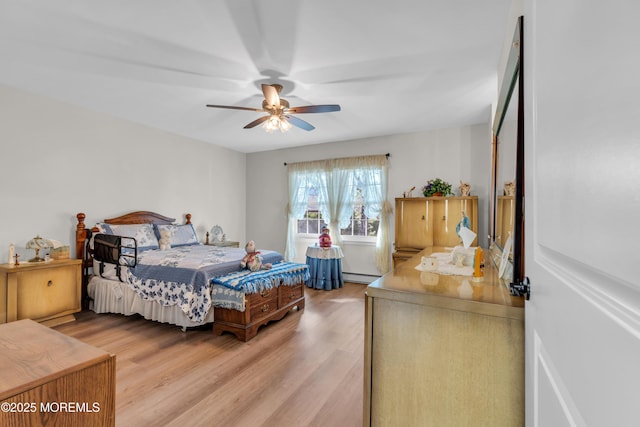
[{"left": 490, "top": 16, "right": 524, "bottom": 285}]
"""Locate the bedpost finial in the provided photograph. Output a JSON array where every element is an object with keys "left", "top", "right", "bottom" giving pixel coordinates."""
[
  {"left": 185, "top": 213, "right": 192, "bottom": 224},
  {"left": 77, "top": 212, "right": 86, "bottom": 228}
]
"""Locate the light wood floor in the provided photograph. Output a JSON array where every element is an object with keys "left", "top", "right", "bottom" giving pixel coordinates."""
[{"left": 54, "top": 282, "right": 368, "bottom": 427}]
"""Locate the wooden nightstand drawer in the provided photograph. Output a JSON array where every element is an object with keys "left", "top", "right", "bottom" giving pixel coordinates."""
[
  {"left": 16, "top": 265, "right": 80, "bottom": 321},
  {"left": 279, "top": 284, "right": 303, "bottom": 307},
  {"left": 0, "top": 259, "right": 82, "bottom": 326}
]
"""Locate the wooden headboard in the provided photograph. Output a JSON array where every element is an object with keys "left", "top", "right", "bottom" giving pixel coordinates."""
[{"left": 75, "top": 211, "right": 192, "bottom": 306}]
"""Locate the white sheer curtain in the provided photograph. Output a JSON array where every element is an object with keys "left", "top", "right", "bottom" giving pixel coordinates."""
[
  {"left": 319, "top": 158, "right": 355, "bottom": 249},
  {"left": 285, "top": 161, "right": 325, "bottom": 261},
  {"left": 285, "top": 155, "right": 390, "bottom": 273},
  {"left": 358, "top": 156, "right": 392, "bottom": 274}
]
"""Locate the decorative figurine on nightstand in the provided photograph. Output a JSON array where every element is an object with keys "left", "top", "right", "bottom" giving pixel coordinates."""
[
  {"left": 8, "top": 243, "right": 15, "bottom": 265},
  {"left": 319, "top": 225, "right": 332, "bottom": 249}
]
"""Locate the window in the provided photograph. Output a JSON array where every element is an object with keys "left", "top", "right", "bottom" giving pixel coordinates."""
[
  {"left": 297, "top": 187, "right": 326, "bottom": 235},
  {"left": 341, "top": 187, "right": 380, "bottom": 237},
  {"left": 285, "top": 154, "right": 391, "bottom": 273},
  {"left": 296, "top": 170, "right": 381, "bottom": 239}
]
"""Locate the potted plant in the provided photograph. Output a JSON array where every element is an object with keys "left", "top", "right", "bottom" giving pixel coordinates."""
[{"left": 422, "top": 178, "right": 453, "bottom": 197}]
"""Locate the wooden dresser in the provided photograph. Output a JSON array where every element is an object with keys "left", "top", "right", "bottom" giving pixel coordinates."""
[
  {"left": 0, "top": 259, "right": 82, "bottom": 326},
  {"left": 0, "top": 319, "right": 116, "bottom": 427},
  {"left": 393, "top": 196, "right": 478, "bottom": 267},
  {"left": 364, "top": 248, "right": 524, "bottom": 426},
  {"left": 496, "top": 195, "right": 515, "bottom": 249}
]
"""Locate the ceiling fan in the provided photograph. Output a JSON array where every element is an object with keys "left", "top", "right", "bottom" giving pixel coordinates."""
[{"left": 206, "top": 84, "right": 341, "bottom": 132}]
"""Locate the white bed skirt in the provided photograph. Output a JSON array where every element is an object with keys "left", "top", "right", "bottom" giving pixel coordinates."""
[{"left": 87, "top": 276, "right": 214, "bottom": 329}]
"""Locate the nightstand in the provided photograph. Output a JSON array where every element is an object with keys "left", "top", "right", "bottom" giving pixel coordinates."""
[{"left": 0, "top": 259, "right": 82, "bottom": 326}]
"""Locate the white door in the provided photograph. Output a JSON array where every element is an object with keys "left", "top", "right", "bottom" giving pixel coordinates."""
[{"left": 525, "top": 1, "right": 640, "bottom": 425}]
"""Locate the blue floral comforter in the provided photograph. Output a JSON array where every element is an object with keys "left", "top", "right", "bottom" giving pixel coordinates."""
[{"left": 123, "top": 245, "right": 283, "bottom": 323}]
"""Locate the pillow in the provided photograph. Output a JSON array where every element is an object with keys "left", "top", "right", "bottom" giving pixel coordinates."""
[
  {"left": 101, "top": 223, "right": 159, "bottom": 251},
  {"left": 155, "top": 224, "right": 199, "bottom": 247},
  {"left": 94, "top": 223, "right": 109, "bottom": 234},
  {"left": 87, "top": 223, "right": 109, "bottom": 250}
]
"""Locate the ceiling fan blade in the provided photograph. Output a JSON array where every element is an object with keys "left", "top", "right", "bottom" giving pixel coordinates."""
[
  {"left": 287, "top": 105, "right": 341, "bottom": 114},
  {"left": 206, "top": 104, "right": 264, "bottom": 112},
  {"left": 243, "top": 115, "right": 270, "bottom": 129},
  {"left": 285, "top": 115, "right": 315, "bottom": 131},
  {"left": 261, "top": 84, "right": 281, "bottom": 108}
]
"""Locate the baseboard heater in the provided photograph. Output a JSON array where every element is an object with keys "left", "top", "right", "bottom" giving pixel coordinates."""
[{"left": 343, "top": 272, "right": 381, "bottom": 284}]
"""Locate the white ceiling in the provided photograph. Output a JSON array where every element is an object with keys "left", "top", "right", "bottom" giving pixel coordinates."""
[{"left": 0, "top": 0, "right": 511, "bottom": 153}]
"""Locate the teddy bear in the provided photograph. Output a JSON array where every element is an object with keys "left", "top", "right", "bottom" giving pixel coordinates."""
[
  {"left": 158, "top": 228, "right": 172, "bottom": 251},
  {"left": 240, "top": 240, "right": 272, "bottom": 271}
]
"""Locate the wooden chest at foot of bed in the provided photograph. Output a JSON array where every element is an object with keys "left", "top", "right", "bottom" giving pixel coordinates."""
[{"left": 213, "top": 281, "right": 305, "bottom": 341}]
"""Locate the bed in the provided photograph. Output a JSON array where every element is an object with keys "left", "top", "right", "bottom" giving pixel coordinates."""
[{"left": 75, "top": 211, "right": 306, "bottom": 338}]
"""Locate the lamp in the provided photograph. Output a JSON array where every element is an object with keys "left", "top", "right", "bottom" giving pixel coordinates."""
[{"left": 26, "top": 235, "right": 50, "bottom": 262}]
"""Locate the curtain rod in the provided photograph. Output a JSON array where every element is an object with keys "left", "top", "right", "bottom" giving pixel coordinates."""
[{"left": 284, "top": 152, "right": 390, "bottom": 166}]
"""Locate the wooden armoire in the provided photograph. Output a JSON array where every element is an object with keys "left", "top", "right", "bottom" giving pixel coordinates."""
[{"left": 393, "top": 196, "right": 478, "bottom": 266}]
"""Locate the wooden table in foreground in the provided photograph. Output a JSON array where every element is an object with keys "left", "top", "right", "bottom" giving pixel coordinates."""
[
  {"left": 364, "top": 247, "right": 524, "bottom": 426},
  {"left": 0, "top": 319, "right": 115, "bottom": 427}
]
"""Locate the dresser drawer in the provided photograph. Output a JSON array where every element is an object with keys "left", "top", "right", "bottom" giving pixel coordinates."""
[
  {"left": 248, "top": 289, "right": 277, "bottom": 320},
  {"left": 16, "top": 265, "right": 80, "bottom": 321},
  {"left": 279, "top": 284, "right": 304, "bottom": 307},
  {"left": 247, "top": 287, "right": 276, "bottom": 306}
]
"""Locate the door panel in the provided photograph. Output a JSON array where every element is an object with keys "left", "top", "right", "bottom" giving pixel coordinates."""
[
  {"left": 526, "top": 1, "right": 640, "bottom": 425},
  {"left": 527, "top": 249, "right": 640, "bottom": 425},
  {"left": 395, "top": 199, "right": 433, "bottom": 249}
]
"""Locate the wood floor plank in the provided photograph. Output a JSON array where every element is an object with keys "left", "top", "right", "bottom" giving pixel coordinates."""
[{"left": 53, "top": 282, "right": 368, "bottom": 427}]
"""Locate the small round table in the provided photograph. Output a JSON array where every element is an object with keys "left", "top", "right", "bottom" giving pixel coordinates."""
[{"left": 305, "top": 245, "right": 344, "bottom": 290}]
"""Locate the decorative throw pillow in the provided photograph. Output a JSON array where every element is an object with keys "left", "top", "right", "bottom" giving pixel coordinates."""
[
  {"left": 102, "top": 223, "right": 159, "bottom": 251},
  {"left": 155, "top": 224, "right": 199, "bottom": 247}
]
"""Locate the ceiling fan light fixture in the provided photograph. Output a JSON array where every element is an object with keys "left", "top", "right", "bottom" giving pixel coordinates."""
[
  {"left": 279, "top": 117, "right": 292, "bottom": 132},
  {"left": 264, "top": 114, "right": 290, "bottom": 133},
  {"left": 207, "top": 83, "right": 339, "bottom": 133}
]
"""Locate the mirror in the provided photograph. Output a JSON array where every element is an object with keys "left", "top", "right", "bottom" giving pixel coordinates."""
[
  {"left": 490, "top": 16, "right": 524, "bottom": 285},
  {"left": 495, "top": 86, "right": 517, "bottom": 249}
]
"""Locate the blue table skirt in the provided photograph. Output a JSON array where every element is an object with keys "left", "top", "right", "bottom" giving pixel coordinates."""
[{"left": 305, "top": 256, "right": 344, "bottom": 290}]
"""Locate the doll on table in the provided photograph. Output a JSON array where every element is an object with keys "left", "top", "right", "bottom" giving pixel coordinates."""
[{"left": 319, "top": 225, "right": 332, "bottom": 249}]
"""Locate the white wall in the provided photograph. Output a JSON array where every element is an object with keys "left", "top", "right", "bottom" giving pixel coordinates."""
[
  {"left": 0, "top": 84, "right": 246, "bottom": 262},
  {"left": 0, "top": 83, "right": 493, "bottom": 278},
  {"left": 246, "top": 123, "right": 492, "bottom": 278}
]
